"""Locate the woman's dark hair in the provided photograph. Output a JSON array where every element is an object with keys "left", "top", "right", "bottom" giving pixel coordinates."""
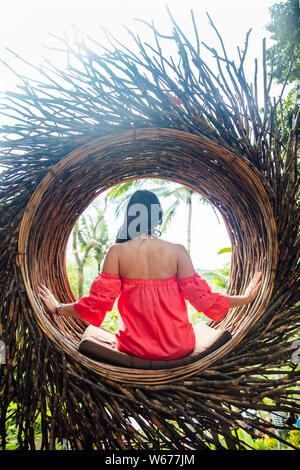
[{"left": 115, "top": 189, "right": 163, "bottom": 243}]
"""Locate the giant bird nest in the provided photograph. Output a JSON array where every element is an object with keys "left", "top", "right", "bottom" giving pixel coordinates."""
[{"left": 0, "top": 11, "right": 299, "bottom": 450}]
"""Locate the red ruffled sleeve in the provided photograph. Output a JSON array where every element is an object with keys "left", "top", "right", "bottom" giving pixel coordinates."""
[
  {"left": 73, "top": 272, "right": 121, "bottom": 327},
  {"left": 177, "top": 272, "right": 230, "bottom": 322}
]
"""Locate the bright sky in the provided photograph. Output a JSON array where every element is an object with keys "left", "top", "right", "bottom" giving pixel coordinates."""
[
  {"left": 0, "top": 0, "right": 277, "bottom": 93},
  {"left": 0, "top": 0, "right": 278, "bottom": 270}
]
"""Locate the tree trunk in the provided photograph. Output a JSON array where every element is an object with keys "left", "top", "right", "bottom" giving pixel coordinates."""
[
  {"left": 72, "top": 221, "right": 85, "bottom": 298},
  {"left": 186, "top": 190, "right": 192, "bottom": 254},
  {"left": 77, "top": 266, "right": 84, "bottom": 299}
]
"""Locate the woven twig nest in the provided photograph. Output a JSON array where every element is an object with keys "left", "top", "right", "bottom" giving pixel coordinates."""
[
  {"left": 1, "top": 13, "right": 299, "bottom": 450},
  {"left": 18, "top": 128, "right": 277, "bottom": 384}
]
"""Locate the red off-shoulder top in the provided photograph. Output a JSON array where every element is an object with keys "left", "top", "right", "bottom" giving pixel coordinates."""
[{"left": 74, "top": 272, "right": 230, "bottom": 360}]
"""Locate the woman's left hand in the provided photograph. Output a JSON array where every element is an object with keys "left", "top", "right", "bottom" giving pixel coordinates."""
[{"left": 39, "top": 284, "right": 59, "bottom": 314}]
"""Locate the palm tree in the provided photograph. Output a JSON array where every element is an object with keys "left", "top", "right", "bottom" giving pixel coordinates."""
[{"left": 71, "top": 200, "right": 110, "bottom": 297}]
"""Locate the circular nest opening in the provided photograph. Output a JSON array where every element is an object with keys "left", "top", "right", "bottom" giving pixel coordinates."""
[{"left": 18, "top": 128, "right": 277, "bottom": 384}]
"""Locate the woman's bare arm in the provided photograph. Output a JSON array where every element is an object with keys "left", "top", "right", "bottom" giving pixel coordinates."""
[
  {"left": 228, "top": 271, "right": 262, "bottom": 306},
  {"left": 176, "top": 244, "right": 262, "bottom": 307},
  {"left": 38, "top": 284, "right": 79, "bottom": 316},
  {"left": 39, "top": 245, "right": 120, "bottom": 316},
  {"left": 176, "top": 244, "right": 196, "bottom": 279}
]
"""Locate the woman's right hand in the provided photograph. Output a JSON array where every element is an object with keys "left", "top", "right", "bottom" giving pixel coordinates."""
[{"left": 244, "top": 271, "right": 263, "bottom": 303}]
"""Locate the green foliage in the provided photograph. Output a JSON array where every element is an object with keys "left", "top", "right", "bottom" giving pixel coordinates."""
[
  {"left": 67, "top": 258, "right": 101, "bottom": 297},
  {"left": 266, "top": 0, "right": 300, "bottom": 84},
  {"left": 2, "top": 401, "right": 73, "bottom": 450},
  {"left": 3, "top": 401, "right": 18, "bottom": 450},
  {"left": 188, "top": 306, "right": 207, "bottom": 324},
  {"left": 217, "top": 247, "right": 232, "bottom": 255},
  {"left": 198, "top": 263, "right": 230, "bottom": 293},
  {"left": 253, "top": 435, "right": 278, "bottom": 450},
  {"left": 66, "top": 262, "right": 78, "bottom": 295},
  {"left": 105, "top": 179, "right": 142, "bottom": 218},
  {"left": 101, "top": 308, "right": 119, "bottom": 332},
  {"left": 3, "top": 401, "right": 43, "bottom": 450},
  {"left": 277, "top": 86, "right": 297, "bottom": 144},
  {"left": 287, "top": 429, "right": 300, "bottom": 448},
  {"left": 67, "top": 199, "right": 110, "bottom": 297}
]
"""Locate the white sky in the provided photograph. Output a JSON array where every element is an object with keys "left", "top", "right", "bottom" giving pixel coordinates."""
[
  {"left": 0, "top": 0, "right": 277, "bottom": 93},
  {"left": 0, "top": 0, "right": 278, "bottom": 270}
]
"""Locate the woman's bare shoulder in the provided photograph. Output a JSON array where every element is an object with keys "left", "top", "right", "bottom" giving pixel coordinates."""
[
  {"left": 159, "top": 240, "right": 195, "bottom": 278},
  {"left": 159, "top": 239, "right": 187, "bottom": 251},
  {"left": 113, "top": 238, "right": 187, "bottom": 254},
  {"left": 107, "top": 242, "right": 121, "bottom": 253}
]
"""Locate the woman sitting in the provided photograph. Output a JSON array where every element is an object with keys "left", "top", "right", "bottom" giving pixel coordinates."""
[{"left": 39, "top": 190, "right": 262, "bottom": 361}]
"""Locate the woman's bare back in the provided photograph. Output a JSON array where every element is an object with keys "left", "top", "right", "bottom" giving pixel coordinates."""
[{"left": 114, "top": 237, "right": 195, "bottom": 280}]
